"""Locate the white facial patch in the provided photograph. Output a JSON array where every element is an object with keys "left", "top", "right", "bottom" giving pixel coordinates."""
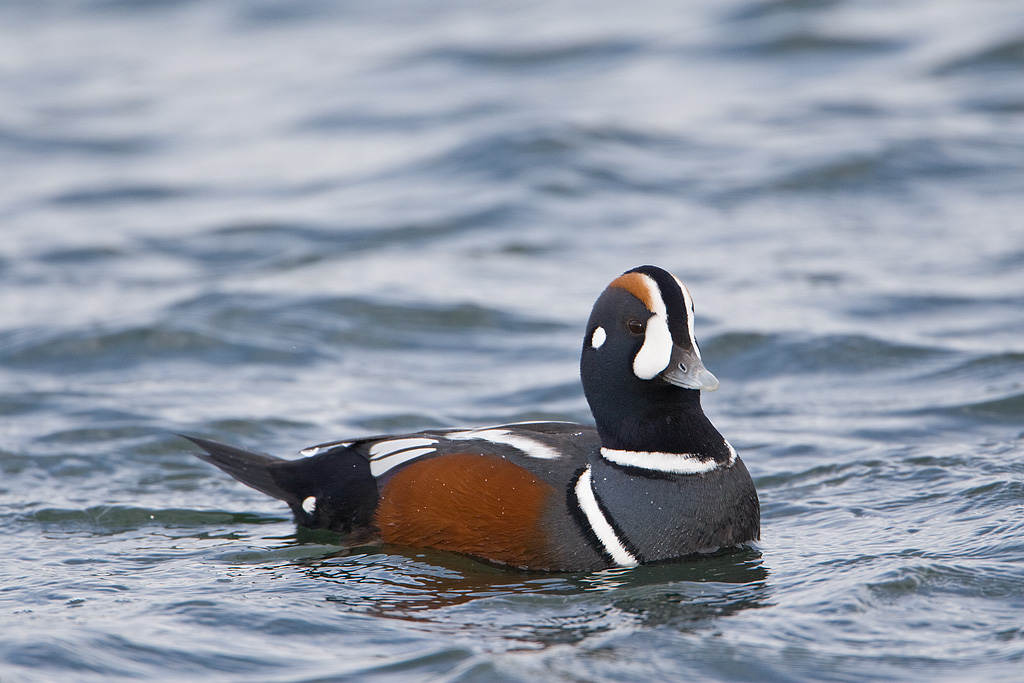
[
  {"left": 631, "top": 274, "right": 673, "bottom": 380},
  {"left": 591, "top": 326, "right": 606, "bottom": 349},
  {"left": 301, "top": 496, "right": 317, "bottom": 514}
]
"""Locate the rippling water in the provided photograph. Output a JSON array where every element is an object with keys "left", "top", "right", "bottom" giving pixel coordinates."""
[{"left": 2, "top": 0, "right": 1023, "bottom": 681}]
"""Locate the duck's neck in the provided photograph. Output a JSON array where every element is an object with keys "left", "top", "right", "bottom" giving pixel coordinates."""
[{"left": 591, "top": 387, "right": 731, "bottom": 463}]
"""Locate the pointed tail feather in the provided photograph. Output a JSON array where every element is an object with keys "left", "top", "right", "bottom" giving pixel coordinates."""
[{"left": 181, "top": 435, "right": 300, "bottom": 506}]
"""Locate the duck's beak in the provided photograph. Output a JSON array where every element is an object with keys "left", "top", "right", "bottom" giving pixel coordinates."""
[{"left": 660, "top": 345, "right": 719, "bottom": 391}]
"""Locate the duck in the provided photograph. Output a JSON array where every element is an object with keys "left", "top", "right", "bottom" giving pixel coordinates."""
[{"left": 184, "top": 265, "right": 759, "bottom": 571}]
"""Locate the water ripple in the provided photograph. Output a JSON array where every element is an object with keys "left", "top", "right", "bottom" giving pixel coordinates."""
[
  {"left": 932, "top": 34, "right": 1024, "bottom": 76},
  {"left": 2, "top": 0, "right": 1024, "bottom": 681}
]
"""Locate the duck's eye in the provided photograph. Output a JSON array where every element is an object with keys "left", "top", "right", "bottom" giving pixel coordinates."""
[{"left": 627, "top": 319, "right": 645, "bottom": 335}]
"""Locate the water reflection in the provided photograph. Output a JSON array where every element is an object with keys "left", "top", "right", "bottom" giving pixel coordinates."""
[
  {"left": 278, "top": 543, "right": 771, "bottom": 648},
  {"left": 573, "top": 549, "right": 771, "bottom": 631}
]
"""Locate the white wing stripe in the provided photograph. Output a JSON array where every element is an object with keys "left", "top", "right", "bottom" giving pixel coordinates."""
[
  {"left": 369, "top": 447, "right": 437, "bottom": 477},
  {"left": 445, "top": 429, "right": 561, "bottom": 459},
  {"left": 368, "top": 438, "right": 437, "bottom": 460}
]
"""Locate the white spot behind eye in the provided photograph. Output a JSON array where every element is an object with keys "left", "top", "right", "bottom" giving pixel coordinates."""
[
  {"left": 302, "top": 496, "right": 317, "bottom": 514},
  {"left": 591, "top": 326, "right": 606, "bottom": 349}
]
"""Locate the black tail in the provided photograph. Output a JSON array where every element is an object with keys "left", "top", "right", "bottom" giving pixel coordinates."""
[
  {"left": 181, "top": 435, "right": 299, "bottom": 505},
  {"left": 182, "top": 434, "right": 379, "bottom": 535}
]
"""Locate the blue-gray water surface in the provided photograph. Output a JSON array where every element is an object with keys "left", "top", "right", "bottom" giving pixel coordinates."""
[{"left": 2, "top": 1, "right": 1024, "bottom": 681}]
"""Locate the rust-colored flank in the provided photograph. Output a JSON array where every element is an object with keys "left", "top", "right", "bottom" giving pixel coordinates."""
[
  {"left": 608, "top": 272, "right": 655, "bottom": 312},
  {"left": 375, "top": 453, "right": 557, "bottom": 568}
]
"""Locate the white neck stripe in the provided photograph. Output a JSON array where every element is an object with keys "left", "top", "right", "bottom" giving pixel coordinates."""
[
  {"left": 601, "top": 443, "right": 736, "bottom": 474},
  {"left": 574, "top": 465, "right": 639, "bottom": 567}
]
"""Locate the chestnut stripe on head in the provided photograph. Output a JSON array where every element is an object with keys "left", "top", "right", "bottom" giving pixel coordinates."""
[
  {"left": 608, "top": 272, "right": 656, "bottom": 312},
  {"left": 613, "top": 267, "right": 707, "bottom": 377},
  {"left": 611, "top": 271, "right": 673, "bottom": 380}
]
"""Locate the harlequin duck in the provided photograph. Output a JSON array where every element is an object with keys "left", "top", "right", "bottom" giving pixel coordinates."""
[{"left": 185, "top": 265, "right": 759, "bottom": 571}]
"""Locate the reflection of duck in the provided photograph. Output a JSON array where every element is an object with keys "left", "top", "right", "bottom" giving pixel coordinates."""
[
  {"left": 185, "top": 266, "right": 760, "bottom": 571},
  {"left": 579, "top": 549, "right": 772, "bottom": 630},
  {"left": 576, "top": 547, "right": 770, "bottom": 592},
  {"left": 289, "top": 546, "right": 772, "bottom": 650}
]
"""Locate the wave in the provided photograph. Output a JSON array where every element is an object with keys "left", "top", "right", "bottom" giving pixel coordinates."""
[
  {"left": 19, "top": 505, "right": 283, "bottom": 534},
  {"left": 708, "top": 331, "right": 950, "bottom": 379}
]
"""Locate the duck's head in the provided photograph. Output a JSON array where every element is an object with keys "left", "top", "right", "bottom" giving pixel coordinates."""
[{"left": 581, "top": 265, "right": 720, "bottom": 448}]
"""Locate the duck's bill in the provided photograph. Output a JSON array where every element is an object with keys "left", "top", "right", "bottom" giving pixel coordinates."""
[{"left": 660, "top": 345, "right": 719, "bottom": 391}]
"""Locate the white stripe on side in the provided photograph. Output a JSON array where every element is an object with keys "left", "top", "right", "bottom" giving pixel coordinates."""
[
  {"left": 601, "top": 441, "right": 736, "bottom": 475},
  {"left": 369, "top": 447, "right": 436, "bottom": 477},
  {"left": 574, "top": 465, "right": 638, "bottom": 568},
  {"left": 445, "top": 428, "right": 562, "bottom": 460}
]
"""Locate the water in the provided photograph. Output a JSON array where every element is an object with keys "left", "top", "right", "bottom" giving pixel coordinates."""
[{"left": 2, "top": 0, "right": 1023, "bottom": 680}]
